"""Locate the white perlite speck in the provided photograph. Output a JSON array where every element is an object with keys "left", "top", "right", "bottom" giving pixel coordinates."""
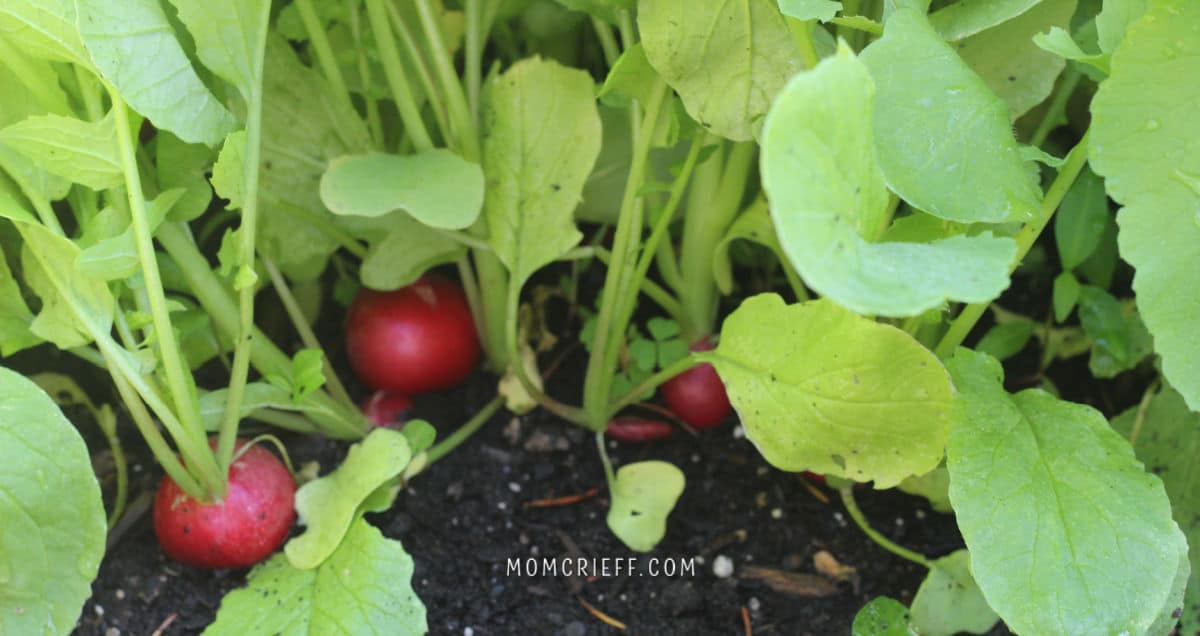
[{"left": 713, "top": 555, "right": 734, "bottom": 578}]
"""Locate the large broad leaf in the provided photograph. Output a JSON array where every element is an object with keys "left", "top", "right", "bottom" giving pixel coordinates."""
[
  {"left": 638, "top": 0, "right": 802, "bottom": 141},
  {"left": 928, "top": 0, "right": 1043, "bottom": 40},
  {"left": 955, "top": 0, "right": 1075, "bottom": 121},
  {"left": 320, "top": 151, "right": 484, "bottom": 229},
  {"left": 482, "top": 58, "right": 600, "bottom": 286},
  {"left": 205, "top": 519, "right": 426, "bottom": 635},
  {"left": 1095, "top": 0, "right": 1148, "bottom": 53},
  {"left": 257, "top": 36, "right": 372, "bottom": 281},
  {"left": 0, "top": 111, "right": 121, "bottom": 191},
  {"left": 156, "top": 132, "right": 215, "bottom": 222},
  {"left": 945, "top": 348, "right": 1189, "bottom": 635},
  {"left": 1090, "top": 0, "right": 1200, "bottom": 410},
  {"left": 286, "top": 429, "right": 412, "bottom": 570},
  {"left": 606, "top": 460, "right": 685, "bottom": 552},
  {"left": 166, "top": 0, "right": 270, "bottom": 96},
  {"left": 704, "top": 295, "right": 953, "bottom": 488},
  {"left": 760, "top": 44, "right": 1016, "bottom": 317},
  {"left": 862, "top": 8, "right": 1042, "bottom": 224},
  {"left": 75, "top": 0, "right": 237, "bottom": 147},
  {"left": 359, "top": 215, "right": 467, "bottom": 291},
  {"left": 1112, "top": 387, "right": 1200, "bottom": 634},
  {"left": 909, "top": 550, "right": 999, "bottom": 636},
  {"left": 0, "top": 0, "right": 89, "bottom": 65},
  {"left": 0, "top": 366, "right": 106, "bottom": 636}
]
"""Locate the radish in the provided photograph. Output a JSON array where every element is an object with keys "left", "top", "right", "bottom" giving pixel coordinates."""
[
  {"left": 346, "top": 275, "right": 480, "bottom": 395},
  {"left": 153, "top": 438, "right": 296, "bottom": 569},
  {"left": 661, "top": 337, "right": 732, "bottom": 429},
  {"left": 606, "top": 416, "right": 674, "bottom": 442},
  {"left": 361, "top": 390, "right": 414, "bottom": 428}
]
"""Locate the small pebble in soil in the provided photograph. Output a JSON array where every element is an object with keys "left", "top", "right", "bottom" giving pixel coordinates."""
[
  {"left": 733, "top": 425, "right": 745, "bottom": 438},
  {"left": 115, "top": 589, "right": 125, "bottom": 600},
  {"left": 713, "top": 555, "right": 734, "bottom": 578},
  {"left": 94, "top": 604, "right": 104, "bottom": 617},
  {"left": 834, "top": 511, "right": 847, "bottom": 526},
  {"left": 771, "top": 508, "right": 783, "bottom": 519},
  {"left": 749, "top": 597, "right": 762, "bottom": 612},
  {"left": 916, "top": 509, "right": 927, "bottom": 519},
  {"left": 564, "top": 621, "right": 587, "bottom": 636},
  {"left": 105, "top": 629, "right": 120, "bottom": 636},
  {"left": 691, "top": 453, "right": 701, "bottom": 463},
  {"left": 464, "top": 628, "right": 475, "bottom": 636},
  {"left": 508, "top": 481, "right": 521, "bottom": 493}
]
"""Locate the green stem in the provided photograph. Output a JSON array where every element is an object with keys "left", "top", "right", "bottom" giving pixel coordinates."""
[
  {"left": 425, "top": 395, "right": 504, "bottom": 465},
  {"left": 596, "top": 431, "right": 616, "bottom": 487},
  {"left": 587, "top": 247, "right": 685, "bottom": 324},
  {"left": 295, "top": 0, "right": 360, "bottom": 147},
  {"left": 94, "top": 405, "right": 128, "bottom": 529},
  {"left": 262, "top": 257, "right": 354, "bottom": 408},
  {"left": 111, "top": 91, "right": 223, "bottom": 494},
  {"left": 678, "top": 141, "right": 755, "bottom": 339},
  {"left": 1128, "top": 378, "right": 1161, "bottom": 447},
  {"left": 414, "top": 0, "right": 480, "bottom": 161},
  {"left": 504, "top": 284, "right": 589, "bottom": 425},
  {"left": 654, "top": 234, "right": 684, "bottom": 294},
  {"left": 840, "top": 486, "right": 933, "bottom": 569},
  {"left": 246, "top": 409, "right": 320, "bottom": 434},
  {"left": 935, "top": 131, "right": 1090, "bottom": 358},
  {"left": 386, "top": 0, "right": 452, "bottom": 140},
  {"left": 794, "top": 20, "right": 822, "bottom": 69},
  {"left": 435, "top": 228, "right": 492, "bottom": 252},
  {"left": 365, "top": 0, "right": 434, "bottom": 151},
  {"left": 591, "top": 17, "right": 621, "bottom": 67},
  {"left": 217, "top": 6, "right": 272, "bottom": 474},
  {"left": 465, "top": 0, "right": 486, "bottom": 122},
  {"left": 837, "top": 0, "right": 863, "bottom": 41},
  {"left": 608, "top": 355, "right": 702, "bottom": 416},
  {"left": 582, "top": 81, "right": 669, "bottom": 430},
  {"left": 1030, "top": 67, "right": 1082, "bottom": 148},
  {"left": 263, "top": 192, "right": 368, "bottom": 258},
  {"left": 349, "top": 4, "right": 385, "bottom": 148}
]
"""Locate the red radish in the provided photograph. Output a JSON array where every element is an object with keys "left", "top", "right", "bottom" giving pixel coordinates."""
[
  {"left": 153, "top": 438, "right": 296, "bottom": 569},
  {"left": 606, "top": 416, "right": 674, "bottom": 442},
  {"left": 346, "top": 275, "right": 480, "bottom": 395},
  {"left": 661, "top": 337, "right": 731, "bottom": 429},
  {"left": 361, "top": 390, "right": 413, "bottom": 428}
]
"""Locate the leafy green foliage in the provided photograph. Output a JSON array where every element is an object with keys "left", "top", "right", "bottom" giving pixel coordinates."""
[
  {"left": 359, "top": 214, "right": 467, "bottom": 291},
  {"left": 0, "top": 112, "right": 121, "bottom": 190},
  {"left": 286, "top": 429, "right": 413, "bottom": 570},
  {"left": 778, "top": 0, "right": 843, "bottom": 22},
  {"left": 606, "top": 460, "right": 685, "bottom": 552},
  {"left": 482, "top": 57, "right": 600, "bottom": 286},
  {"left": 761, "top": 44, "right": 1016, "bottom": 316},
  {"left": 320, "top": 151, "right": 484, "bottom": 229},
  {"left": 928, "top": 0, "right": 1043, "bottom": 40},
  {"left": 205, "top": 519, "right": 426, "bottom": 635},
  {"left": 975, "top": 318, "right": 1034, "bottom": 361},
  {"left": 0, "top": 366, "right": 106, "bottom": 635},
  {"left": 851, "top": 597, "right": 915, "bottom": 636},
  {"left": 1054, "top": 166, "right": 1109, "bottom": 270},
  {"left": 0, "top": 0, "right": 89, "bottom": 66},
  {"left": 1052, "top": 271, "right": 1081, "bottom": 322},
  {"left": 1090, "top": 0, "right": 1200, "bottom": 409},
  {"left": 706, "top": 295, "right": 952, "bottom": 488},
  {"left": 909, "top": 550, "right": 998, "bottom": 636},
  {"left": 166, "top": 0, "right": 270, "bottom": 97},
  {"left": 862, "top": 9, "right": 1042, "bottom": 224},
  {"left": 896, "top": 466, "right": 952, "bottom": 513},
  {"left": 1112, "top": 387, "right": 1200, "bottom": 634},
  {"left": 946, "top": 348, "right": 1188, "bottom": 635},
  {"left": 1076, "top": 286, "right": 1152, "bottom": 377},
  {"left": 639, "top": 0, "right": 802, "bottom": 141}
]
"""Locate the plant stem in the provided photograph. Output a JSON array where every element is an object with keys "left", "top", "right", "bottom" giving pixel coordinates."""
[
  {"left": 262, "top": 257, "right": 354, "bottom": 408},
  {"left": 1128, "top": 378, "right": 1161, "bottom": 447},
  {"left": 217, "top": 6, "right": 272, "bottom": 474},
  {"left": 414, "top": 0, "right": 480, "bottom": 161},
  {"left": 465, "top": 0, "right": 486, "bottom": 121},
  {"left": 1030, "top": 67, "right": 1082, "bottom": 148},
  {"left": 582, "top": 80, "right": 669, "bottom": 430},
  {"left": 935, "top": 131, "right": 1090, "bottom": 358},
  {"left": 795, "top": 21, "right": 822, "bottom": 69},
  {"left": 608, "top": 355, "right": 702, "bottom": 416},
  {"left": 246, "top": 409, "right": 320, "bottom": 434},
  {"left": 585, "top": 246, "right": 685, "bottom": 324},
  {"left": 349, "top": 4, "right": 385, "bottom": 148},
  {"left": 504, "top": 285, "right": 589, "bottom": 425},
  {"left": 591, "top": 17, "right": 621, "bottom": 67},
  {"left": 92, "top": 405, "right": 128, "bottom": 529},
  {"left": 263, "top": 192, "right": 368, "bottom": 258},
  {"left": 295, "top": 0, "right": 360, "bottom": 146},
  {"left": 425, "top": 395, "right": 504, "bottom": 465},
  {"left": 364, "top": 0, "right": 434, "bottom": 151},
  {"left": 111, "top": 91, "right": 224, "bottom": 494},
  {"left": 840, "top": 486, "right": 933, "bottom": 569},
  {"left": 596, "top": 431, "right": 616, "bottom": 486},
  {"left": 386, "top": 1, "right": 451, "bottom": 139}
]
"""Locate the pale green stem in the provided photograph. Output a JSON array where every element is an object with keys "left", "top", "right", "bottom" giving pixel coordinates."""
[
  {"left": 840, "top": 486, "right": 933, "bottom": 569},
  {"left": 364, "top": 0, "right": 434, "bottom": 151}
]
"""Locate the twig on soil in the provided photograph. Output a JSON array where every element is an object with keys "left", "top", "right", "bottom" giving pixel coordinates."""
[
  {"left": 106, "top": 490, "right": 154, "bottom": 550},
  {"left": 578, "top": 596, "right": 627, "bottom": 630},
  {"left": 741, "top": 566, "right": 840, "bottom": 598},
  {"left": 797, "top": 476, "right": 830, "bottom": 504},
  {"left": 150, "top": 613, "right": 178, "bottom": 636},
  {"left": 742, "top": 605, "right": 753, "bottom": 635},
  {"left": 523, "top": 487, "right": 601, "bottom": 508}
]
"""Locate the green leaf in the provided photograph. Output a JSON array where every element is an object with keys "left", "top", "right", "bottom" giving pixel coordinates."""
[
  {"left": 761, "top": 44, "right": 1017, "bottom": 316},
  {"left": 75, "top": 0, "right": 237, "bottom": 147},
  {"left": 14, "top": 222, "right": 114, "bottom": 349},
  {"left": 646, "top": 317, "right": 681, "bottom": 341},
  {"left": 0, "top": 237, "right": 37, "bottom": 356},
  {"left": 289, "top": 349, "right": 325, "bottom": 402},
  {"left": 711, "top": 201, "right": 791, "bottom": 295},
  {"left": 156, "top": 132, "right": 214, "bottom": 222},
  {"left": 778, "top": 0, "right": 844, "bottom": 22},
  {"left": 945, "top": 347, "right": 1189, "bottom": 635},
  {"left": 320, "top": 151, "right": 484, "bottom": 229},
  {"left": 482, "top": 58, "right": 600, "bottom": 286},
  {"left": 1111, "top": 387, "right": 1200, "bottom": 634},
  {"left": 0, "top": 0, "right": 88, "bottom": 65},
  {"left": 0, "top": 111, "right": 121, "bottom": 190},
  {"left": 975, "top": 319, "right": 1034, "bottom": 361},
  {"left": 205, "top": 519, "right": 426, "bottom": 635},
  {"left": 1052, "top": 270, "right": 1080, "bottom": 322},
  {"left": 551, "top": 0, "right": 631, "bottom": 23},
  {"left": 1090, "top": 0, "right": 1200, "bottom": 409},
  {"left": 0, "top": 366, "right": 106, "bottom": 635},
  {"left": 639, "top": 0, "right": 803, "bottom": 141},
  {"left": 705, "top": 295, "right": 953, "bottom": 488},
  {"left": 909, "top": 550, "right": 999, "bottom": 636},
  {"left": 852, "top": 597, "right": 915, "bottom": 636},
  {"left": 210, "top": 130, "right": 247, "bottom": 209},
  {"left": 1032, "top": 27, "right": 1110, "bottom": 74},
  {"left": 955, "top": 0, "right": 1076, "bottom": 120},
  {"left": 359, "top": 214, "right": 467, "bottom": 291},
  {"left": 606, "top": 460, "right": 685, "bottom": 552},
  {"left": 1054, "top": 166, "right": 1109, "bottom": 269},
  {"left": 896, "top": 466, "right": 952, "bottom": 513},
  {"left": 1076, "top": 286, "right": 1152, "bottom": 378},
  {"left": 1095, "top": 0, "right": 1147, "bottom": 52},
  {"left": 598, "top": 43, "right": 659, "bottom": 108},
  {"left": 862, "top": 9, "right": 1042, "bottom": 224},
  {"left": 285, "top": 429, "right": 412, "bottom": 570},
  {"left": 928, "top": 0, "right": 1043, "bottom": 40},
  {"left": 197, "top": 382, "right": 346, "bottom": 432},
  {"left": 76, "top": 189, "right": 186, "bottom": 280},
  {"left": 256, "top": 36, "right": 370, "bottom": 281},
  {"left": 166, "top": 0, "right": 269, "bottom": 96}
]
